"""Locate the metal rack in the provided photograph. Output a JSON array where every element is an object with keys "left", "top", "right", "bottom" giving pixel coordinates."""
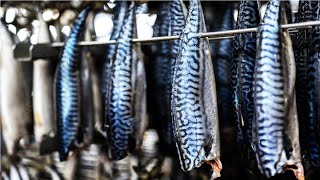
[{"left": 13, "top": 20, "right": 320, "bottom": 62}]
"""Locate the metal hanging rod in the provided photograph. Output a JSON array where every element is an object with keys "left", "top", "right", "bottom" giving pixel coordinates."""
[
  {"left": 51, "top": 20, "right": 320, "bottom": 46},
  {"left": 13, "top": 20, "right": 320, "bottom": 62}
]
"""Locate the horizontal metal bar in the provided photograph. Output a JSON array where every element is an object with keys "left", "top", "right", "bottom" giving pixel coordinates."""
[
  {"left": 13, "top": 20, "right": 320, "bottom": 61},
  {"left": 45, "top": 20, "right": 320, "bottom": 47}
]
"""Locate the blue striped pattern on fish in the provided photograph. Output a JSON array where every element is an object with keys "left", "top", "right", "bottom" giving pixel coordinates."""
[
  {"left": 170, "top": 0, "right": 186, "bottom": 58},
  {"left": 169, "top": 0, "right": 186, "bottom": 145},
  {"left": 306, "top": 1, "right": 320, "bottom": 167},
  {"left": 102, "top": 1, "right": 128, "bottom": 115},
  {"left": 293, "top": 0, "right": 313, "bottom": 162},
  {"left": 106, "top": 2, "right": 135, "bottom": 160},
  {"left": 236, "top": 0, "right": 259, "bottom": 159},
  {"left": 107, "top": 1, "right": 127, "bottom": 62},
  {"left": 172, "top": 0, "right": 221, "bottom": 175},
  {"left": 56, "top": 7, "right": 90, "bottom": 161},
  {"left": 253, "top": 0, "right": 287, "bottom": 177},
  {"left": 232, "top": 4, "right": 243, "bottom": 145}
]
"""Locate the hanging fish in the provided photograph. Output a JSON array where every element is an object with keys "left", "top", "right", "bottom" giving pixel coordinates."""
[
  {"left": 293, "top": 0, "right": 313, "bottom": 162},
  {"left": 0, "top": 21, "right": 33, "bottom": 156},
  {"left": 105, "top": 2, "right": 136, "bottom": 160},
  {"left": 55, "top": 7, "right": 91, "bottom": 161},
  {"left": 33, "top": 12, "right": 55, "bottom": 143},
  {"left": 102, "top": 0, "right": 128, "bottom": 114},
  {"left": 170, "top": 0, "right": 186, "bottom": 78},
  {"left": 168, "top": 0, "right": 186, "bottom": 155},
  {"left": 253, "top": 0, "right": 292, "bottom": 177},
  {"left": 232, "top": 0, "right": 260, "bottom": 159},
  {"left": 132, "top": 44, "right": 147, "bottom": 150},
  {"left": 280, "top": 5, "right": 304, "bottom": 179},
  {"left": 213, "top": 3, "right": 234, "bottom": 129},
  {"left": 152, "top": 1, "right": 176, "bottom": 155},
  {"left": 232, "top": 2, "right": 244, "bottom": 146},
  {"left": 171, "top": 0, "right": 221, "bottom": 178},
  {"left": 78, "top": 10, "right": 103, "bottom": 146},
  {"left": 306, "top": 0, "right": 320, "bottom": 167}
]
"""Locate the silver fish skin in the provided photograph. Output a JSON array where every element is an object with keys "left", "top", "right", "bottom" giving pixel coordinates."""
[
  {"left": 55, "top": 7, "right": 90, "bottom": 161},
  {"left": 133, "top": 45, "right": 147, "bottom": 150},
  {"left": 306, "top": 0, "right": 320, "bottom": 167},
  {"left": 0, "top": 21, "right": 32, "bottom": 156},
  {"left": 79, "top": 11, "right": 101, "bottom": 146},
  {"left": 233, "top": 0, "right": 260, "bottom": 159},
  {"left": 33, "top": 12, "right": 55, "bottom": 143},
  {"left": 171, "top": 0, "right": 221, "bottom": 177},
  {"left": 280, "top": 6, "right": 304, "bottom": 180},
  {"left": 134, "top": 3, "right": 149, "bottom": 150},
  {"left": 253, "top": 0, "right": 287, "bottom": 177},
  {"left": 106, "top": 2, "right": 135, "bottom": 161}
]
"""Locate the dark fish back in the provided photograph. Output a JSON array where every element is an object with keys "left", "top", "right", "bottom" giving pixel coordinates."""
[
  {"left": 106, "top": 2, "right": 135, "bottom": 160},
  {"left": 56, "top": 7, "right": 90, "bottom": 161},
  {"left": 306, "top": 0, "right": 320, "bottom": 167},
  {"left": 253, "top": 0, "right": 287, "bottom": 177}
]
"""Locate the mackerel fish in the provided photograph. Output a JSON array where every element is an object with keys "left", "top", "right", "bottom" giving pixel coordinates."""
[{"left": 171, "top": 0, "right": 221, "bottom": 178}]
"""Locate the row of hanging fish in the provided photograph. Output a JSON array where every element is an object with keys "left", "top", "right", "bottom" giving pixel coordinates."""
[{"left": 1, "top": 0, "right": 320, "bottom": 179}]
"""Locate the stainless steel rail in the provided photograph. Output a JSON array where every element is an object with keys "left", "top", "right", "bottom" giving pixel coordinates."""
[{"left": 13, "top": 20, "right": 320, "bottom": 61}]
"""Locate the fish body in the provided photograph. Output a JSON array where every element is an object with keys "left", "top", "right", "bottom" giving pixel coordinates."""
[
  {"left": 167, "top": 0, "right": 186, "bottom": 153},
  {"left": 232, "top": 4, "right": 243, "bottom": 145},
  {"left": 213, "top": 3, "right": 234, "bottom": 130},
  {"left": 153, "top": 2, "right": 175, "bottom": 153},
  {"left": 253, "top": 0, "right": 287, "bottom": 177},
  {"left": 106, "top": 2, "right": 135, "bottom": 160},
  {"left": 133, "top": 45, "right": 147, "bottom": 150},
  {"left": 171, "top": 0, "right": 221, "bottom": 177},
  {"left": 280, "top": 5, "right": 304, "bottom": 179},
  {"left": 55, "top": 7, "right": 90, "bottom": 161},
  {"left": 102, "top": 1, "right": 128, "bottom": 97},
  {"left": 306, "top": 1, "right": 320, "bottom": 167},
  {"left": 33, "top": 12, "right": 55, "bottom": 143},
  {"left": 170, "top": 0, "right": 186, "bottom": 76},
  {"left": 0, "top": 21, "right": 32, "bottom": 155},
  {"left": 79, "top": 11, "right": 102, "bottom": 146},
  {"left": 233, "top": 0, "right": 260, "bottom": 158},
  {"left": 294, "top": 0, "right": 313, "bottom": 161}
]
